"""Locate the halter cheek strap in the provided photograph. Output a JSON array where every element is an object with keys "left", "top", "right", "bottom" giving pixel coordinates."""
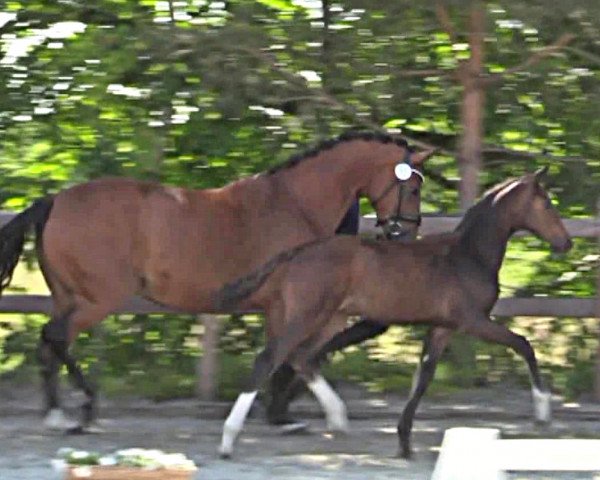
[
  {"left": 371, "top": 152, "right": 424, "bottom": 208},
  {"left": 372, "top": 151, "right": 424, "bottom": 233}
]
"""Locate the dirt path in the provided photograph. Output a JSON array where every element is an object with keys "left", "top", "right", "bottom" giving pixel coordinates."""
[{"left": 1, "top": 383, "right": 600, "bottom": 479}]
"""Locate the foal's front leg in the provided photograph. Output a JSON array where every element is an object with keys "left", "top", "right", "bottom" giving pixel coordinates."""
[
  {"left": 397, "top": 326, "right": 452, "bottom": 458},
  {"left": 465, "top": 315, "right": 551, "bottom": 423}
]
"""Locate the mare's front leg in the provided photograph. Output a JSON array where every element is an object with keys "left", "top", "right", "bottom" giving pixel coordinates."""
[
  {"left": 265, "top": 363, "right": 306, "bottom": 426},
  {"left": 398, "top": 327, "right": 452, "bottom": 459},
  {"left": 464, "top": 315, "right": 551, "bottom": 423}
]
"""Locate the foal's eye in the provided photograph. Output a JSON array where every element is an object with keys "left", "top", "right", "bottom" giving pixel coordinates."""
[
  {"left": 411, "top": 188, "right": 420, "bottom": 196},
  {"left": 544, "top": 198, "right": 553, "bottom": 209}
]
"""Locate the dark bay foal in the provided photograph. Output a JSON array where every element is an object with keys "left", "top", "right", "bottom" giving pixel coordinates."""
[{"left": 216, "top": 168, "right": 572, "bottom": 458}]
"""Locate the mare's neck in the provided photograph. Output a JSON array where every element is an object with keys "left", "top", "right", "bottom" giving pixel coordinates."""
[{"left": 274, "top": 140, "right": 396, "bottom": 236}]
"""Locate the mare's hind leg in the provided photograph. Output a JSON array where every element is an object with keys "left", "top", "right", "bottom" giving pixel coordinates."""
[
  {"left": 42, "top": 299, "right": 127, "bottom": 433},
  {"left": 38, "top": 331, "right": 78, "bottom": 430},
  {"left": 397, "top": 327, "right": 452, "bottom": 459},
  {"left": 465, "top": 316, "right": 551, "bottom": 423}
]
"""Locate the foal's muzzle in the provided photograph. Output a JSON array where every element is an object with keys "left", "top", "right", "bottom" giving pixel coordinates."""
[{"left": 550, "top": 237, "right": 573, "bottom": 254}]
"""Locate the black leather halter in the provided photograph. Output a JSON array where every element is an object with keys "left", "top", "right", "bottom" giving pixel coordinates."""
[{"left": 371, "top": 152, "right": 424, "bottom": 240}]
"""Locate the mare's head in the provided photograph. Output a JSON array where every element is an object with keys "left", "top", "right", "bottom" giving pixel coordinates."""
[
  {"left": 496, "top": 167, "right": 572, "bottom": 253},
  {"left": 365, "top": 146, "right": 435, "bottom": 240}
]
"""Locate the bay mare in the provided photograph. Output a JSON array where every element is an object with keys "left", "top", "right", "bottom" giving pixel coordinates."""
[
  {"left": 216, "top": 168, "right": 572, "bottom": 458},
  {"left": 0, "top": 131, "right": 433, "bottom": 432}
]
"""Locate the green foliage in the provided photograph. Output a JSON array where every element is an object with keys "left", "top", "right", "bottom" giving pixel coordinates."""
[{"left": 0, "top": 1, "right": 598, "bottom": 399}]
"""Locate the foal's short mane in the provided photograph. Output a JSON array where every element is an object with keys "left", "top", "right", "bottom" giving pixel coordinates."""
[
  {"left": 457, "top": 178, "right": 520, "bottom": 232},
  {"left": 266, "top": 131, "right": 410, "bottom": 175}
]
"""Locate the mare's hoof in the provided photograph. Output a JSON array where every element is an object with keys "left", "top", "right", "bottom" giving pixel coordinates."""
[
  {"left": 279, "top": 422, "right": 309, "bottom": 435},
  {"left": 267, "top": 412, "right": 298, "bottom": 426},
  {"left": 65, "top": 422, "right": 104, "bottom": 435},
  {"left": 66, "top": 425, "right": 85, "bottom": 435},
  {"left": 43, "top": 409, "right": 79, "bottom": 431}
]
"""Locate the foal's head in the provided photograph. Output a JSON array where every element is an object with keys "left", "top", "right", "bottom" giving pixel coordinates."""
[
  {"left": 366, "top": 147, "right": 435, "bottom": 240},
  {"left": 500, "top": 167, "right": 572, "bottom": 253}
]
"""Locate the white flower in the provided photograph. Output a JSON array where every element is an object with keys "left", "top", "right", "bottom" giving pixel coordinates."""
[
  {"left": 50, "top": 459, "right": 67, "bottom": 472},
  {"left": 56, "top": 447, "right": 75, "bottom": 458},
  {"left": 71, "top": 450, "right": 91, "bottom": 459},
  {"left": 71, "top": 466, "right": 92, "bottom": 478},
  {"left": 99, "top": 456, "right": 117, "bottom": 466}
]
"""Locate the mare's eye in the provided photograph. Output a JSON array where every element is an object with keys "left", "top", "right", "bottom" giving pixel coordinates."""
[
  {"left": 411, "top": 188, "right": 420, "bottom": 196},
  {"left": 544, "top": 198, "right": 553, "bottom": 209}
]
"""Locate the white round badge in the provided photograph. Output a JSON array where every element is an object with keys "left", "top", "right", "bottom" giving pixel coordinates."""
[{"left": 394, "top": 163, "right": 412, "bottom": 181}]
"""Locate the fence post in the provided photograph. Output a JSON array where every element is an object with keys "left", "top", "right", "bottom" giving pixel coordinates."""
[
  {"left": 595, "top": 198, "right": 600, "bottom": 402},
  {"left": 197, "top": 314, "right": 221, "bottom": 401}
]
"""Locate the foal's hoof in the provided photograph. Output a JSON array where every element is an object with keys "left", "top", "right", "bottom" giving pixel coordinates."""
[
  {"left": 326, "top": 415, "right": 349, "bottom": 434},
  {"left": 218, "top": 447, "right": 232, "bottom": 460},
  {"left": 398, "top": 448, "right": 412, "bottom": 460},
  {"left": 532, "top": 387, "right": 552, "bottom": 424}
]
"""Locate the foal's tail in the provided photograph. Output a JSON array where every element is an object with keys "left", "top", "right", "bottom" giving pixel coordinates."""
[
  {"left": 0, "top": 197, "right": 54, "bottom": 295},
  {"left": 216, "top": 241, "right": 318, "bottom": 311}
]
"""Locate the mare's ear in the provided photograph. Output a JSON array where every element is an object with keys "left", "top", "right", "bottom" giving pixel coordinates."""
[{"left": 410, "top": 148, "right": 437, "bottom": 166}]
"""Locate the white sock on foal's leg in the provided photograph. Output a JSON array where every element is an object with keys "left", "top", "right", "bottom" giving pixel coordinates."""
[
  {"left": 43, "top": 409, "right": 78, "bottom": 431},
  {"left": 219, "top": 391, "right": 258, "bottom": 458},
  {"left": 531, "top": 386, "right": 552, "bottom": 423},
  {"left": 307, "top": 375, "right": 349, "bottom": 432}
]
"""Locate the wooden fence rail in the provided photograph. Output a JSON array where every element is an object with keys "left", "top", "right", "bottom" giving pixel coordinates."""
[{"left": 0, "top": 211, "right": 599, "bottom": 400}]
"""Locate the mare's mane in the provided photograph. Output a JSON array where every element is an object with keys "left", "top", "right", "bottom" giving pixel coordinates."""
[{"left": 266, "top": 131, "right": 410, "bottom": 175}]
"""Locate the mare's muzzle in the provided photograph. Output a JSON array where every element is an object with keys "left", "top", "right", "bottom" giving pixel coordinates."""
[{"left": 377, "top": 214, "right": 421, "bottom": 241}]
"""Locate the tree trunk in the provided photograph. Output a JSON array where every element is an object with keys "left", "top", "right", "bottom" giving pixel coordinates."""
[
  {"left": 457, "top": 2, "right": 485, "bottom": 210},
  {"left": 595, "top": 198, "right": 600, "bottom": 402},
  {"left": 448, "top": 1, "right": 486, "bottom": 384},
  {"left": 197, "top": 314, "right": 221, "bottom": 400}
]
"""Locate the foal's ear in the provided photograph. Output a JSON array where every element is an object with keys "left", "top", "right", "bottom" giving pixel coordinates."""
[
  {"left": 534, "top": 166, "right": 549, "bottom": 181},
  {"left": 410, "top": 148, "right": 437, "bottom": 165},
  {"left": 523, "top": 165, "right": 549, "bottom": 184}
]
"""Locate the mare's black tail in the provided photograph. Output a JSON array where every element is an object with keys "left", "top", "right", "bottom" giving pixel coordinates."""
[{"left": 0, "top": 197, "right": 54, "bottom": 295}]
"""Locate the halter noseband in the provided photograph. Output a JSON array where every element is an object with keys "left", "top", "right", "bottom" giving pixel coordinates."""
[{"left": 372, "top": 152, "right": 424, "bottom": 239}]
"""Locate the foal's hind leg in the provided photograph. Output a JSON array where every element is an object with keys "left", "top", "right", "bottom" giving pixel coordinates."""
[
  {"left": 220, "top": 306, "right": 335, "bottom": 457},
  {"left": 267, "top": 319, "right": 389, "bottom": 425},
  {"left": 288, "top": 313, "right": 350, "bottom": 433},
  {"left": 465, "top": 316, "right": 551, "bottom": 423},
  {"left": 397, "top": 327, "right": 452, "bottom": 459},
  {"left": 219, "top": 343, "right": 279, "bottom": 458}
]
